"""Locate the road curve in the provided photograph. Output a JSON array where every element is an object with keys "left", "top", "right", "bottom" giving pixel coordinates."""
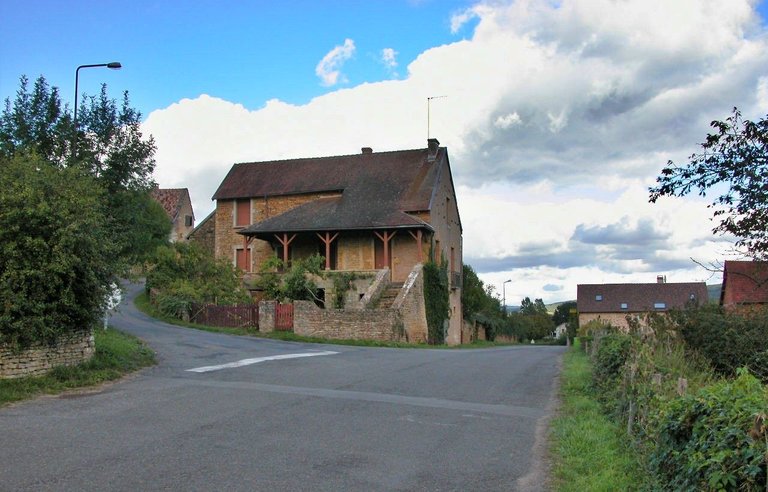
[{"left": 0, "top": 281, "right": 564, "bottom": 491}]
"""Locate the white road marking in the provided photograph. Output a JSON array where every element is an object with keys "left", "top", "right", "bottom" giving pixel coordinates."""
[{"left": 186, "top": 351, "right": 339, "bottom": 373}]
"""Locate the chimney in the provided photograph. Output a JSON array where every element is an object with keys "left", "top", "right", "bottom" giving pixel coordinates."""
[
  {"left": 657, "top": 275, "right": 666, "bottom": 284},
  {"left": 427, "top": 138, "right": 440, "bottom": 162},
  {"left": 361, "top": 147, "right": 373, "bottom": 154}
]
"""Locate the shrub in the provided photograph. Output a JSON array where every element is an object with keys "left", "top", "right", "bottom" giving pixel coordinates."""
[
  {"left": 592, "top": 332, "right": 632, "bottom": 394},
  {"left": 650, "top": 369, "right": 768, "bottom": 491},
  {"left": 0, "top": 154, "right": 115, "bottom": 348},
  {"left": 146, "top": 242, "right": 250, "bottom": 315},
  {"left": 673, "top": 304, "right": 768, "bottom": 383}
]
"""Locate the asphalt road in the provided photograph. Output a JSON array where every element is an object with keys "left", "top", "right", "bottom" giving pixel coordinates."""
[{"left": 0, "top": 282, "right": 565, "bottom": 491}]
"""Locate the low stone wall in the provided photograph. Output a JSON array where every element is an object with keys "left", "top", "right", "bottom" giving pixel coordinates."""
[
  {"left": 0, "top": 329, "right": 95, "bottom": 379},
  {"left": 294, "top": 301, "right": 405, "bottom": 342}
]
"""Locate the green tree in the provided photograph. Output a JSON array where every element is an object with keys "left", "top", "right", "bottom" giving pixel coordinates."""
[
  {"left": 0, "top": 75, "right": 168, "bottom": 269},
  {"left": 519, "top": 297, "right": 548, "bottom": 315},
  {"left": 553, "top": 301, "right": 577, "bottom": 326},
  {"left": 649, "top": 108, "right": 768, "bottom": 258},
  {"left": 0, "top": 153, "right": 115, "bottom": 347}
]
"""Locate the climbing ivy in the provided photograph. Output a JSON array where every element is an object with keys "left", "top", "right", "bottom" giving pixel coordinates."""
[{"left": 423, "top": 259, "right": 449, "bottom": 344}]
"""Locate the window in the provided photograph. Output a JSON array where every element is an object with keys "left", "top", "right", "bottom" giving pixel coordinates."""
[
  {"left": 620, "top": 302, "right": 628, "bottom": 310},
  {"left": 235, "top": 199, "right": 250, "bottom": 227},
  {"left": 595, "top": 295, "right": 603, "bottom": 301},
  {"left": 184, "top": 215, "right": 193, "bottom": 227},
  {"left": 235, "top": 248, "right": 251, "bottom": 272},
  {"left": 654, "top": 302, "right": 666, "bottom": 310}
]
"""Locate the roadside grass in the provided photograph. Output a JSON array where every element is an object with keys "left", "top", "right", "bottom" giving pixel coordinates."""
[
  {"left": 550, "top": 339, "right": 645, "bottom": 491},
  {"left": 0, "top": 328, "right": 156, "bottom": 407},
  {"left": 135, "top": 292, "right": 520, "bottom": 349}
]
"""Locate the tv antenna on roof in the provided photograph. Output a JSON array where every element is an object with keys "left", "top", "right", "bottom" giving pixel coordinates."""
[{"left": 427, "top": 95, "right": 447, "bottom": 139}]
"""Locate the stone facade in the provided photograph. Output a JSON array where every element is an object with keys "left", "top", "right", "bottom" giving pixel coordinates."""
[
  {"left": 187, "top": 211, "right": 216, "bottom": 256},
  {"left": 0, "top": 330, "right": 95, "bottom": 379},
  {"left": 579, "top": 312, "right": 639, "bottom": 331},
  {"left": 215, "top": 192, "right": 342, "bottom": 272}
]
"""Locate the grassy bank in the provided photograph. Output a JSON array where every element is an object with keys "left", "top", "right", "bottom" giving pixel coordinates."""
[
  {"left": 0, "top": 328, "right": 156, "bottom": 407},
  {"left": 549, "top": 339, "right": 644, "bottom": 491}
]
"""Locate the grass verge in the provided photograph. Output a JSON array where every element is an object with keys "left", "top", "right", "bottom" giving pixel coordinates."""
[
  {"left": 135, "top": 292, "right": 520, "bottom": 349},
  {"left": 0, "top": 328, "right": 156, "bottom": 407},
  {"left": 549, "top": 339, "right": 645, "bottom": 491}
]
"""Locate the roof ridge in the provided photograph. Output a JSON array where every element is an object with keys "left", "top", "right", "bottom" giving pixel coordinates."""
[{"left": 232, "top": 147, "right": 428, "bottom": 166}]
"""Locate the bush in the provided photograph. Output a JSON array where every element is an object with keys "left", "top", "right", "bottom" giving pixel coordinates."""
[
  {"left": 0, "top": 154, "right": 115, "bottom": 348},
  {"left": 673, "top": 304, "right": 768, "bottom": 383},
  {"left": 650, "top": 369, "right": 768, "bottom": 491},
  {"left": 592, "top": 333, "right": 632, "bottom": 394},
  {"left": 146, "top": 242, "right": 250, "bottom": 318}
]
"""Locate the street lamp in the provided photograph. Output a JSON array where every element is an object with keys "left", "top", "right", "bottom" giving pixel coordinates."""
[
  {"left": 502, "top": 279, "right": 511, "bottom": 316},
  {"left": 73, "top": 62, "right": 121, "bottom": 154}
]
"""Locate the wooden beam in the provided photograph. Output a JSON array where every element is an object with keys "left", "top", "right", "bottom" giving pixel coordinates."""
[
  {"left": 374, "top": 230, "right": 397, "bottom": 271},
  {"left": 274, "top": 233, "right": 297, "bottom": 265},
  {"left": 316, "top": 232, "right": 339, "bottom": 270},
  {"left": 408, "top": 229, "right": 423, "bottom": 263}
]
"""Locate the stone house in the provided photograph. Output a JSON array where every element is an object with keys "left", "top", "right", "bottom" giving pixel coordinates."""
[
  {"left": 150, "top": 188, "right": 195, "bottom": 242},
  {"left": 577, "top": 277, "right": 708, "bottom": 330},
  {"left": 720, "top": 260, "right": 768, "bottom": 311},
  {"left": 209, "top": 139, "right": 463, "bottom": 344}
]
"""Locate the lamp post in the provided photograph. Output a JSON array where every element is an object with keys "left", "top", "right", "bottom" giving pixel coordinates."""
[
  {"left": 502, "top": 279, "right": 511, "bottom": 316},
  {"left": 73, "top": 62, "right": 121, "bottom": 154}
]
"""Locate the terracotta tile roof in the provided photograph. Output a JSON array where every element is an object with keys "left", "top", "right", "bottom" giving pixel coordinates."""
[
  {"left": 213, "top": 143, "right": 449, "bottom": 233},
  {"left": 577, "top": 282, "right": 708, "bottom": 313},
  {"left": 720, "top": 261, "right": 768, "bottom": 306},
  {"left": 150, "top": 188, "right": 191, "bottom": 221}
]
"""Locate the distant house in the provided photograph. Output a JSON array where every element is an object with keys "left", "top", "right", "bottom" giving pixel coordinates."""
[
  {"left": 209, "top": 139, "right": 464, "bottom": 344},
  {"left": 577, "top": 277, "right": 708, "bottom": 330},
  {"left": 720, "top": 260, "right": 768, "bottom": 311},
  {"left": 150, "top": 188, "right": 195, "bottom": 242}
]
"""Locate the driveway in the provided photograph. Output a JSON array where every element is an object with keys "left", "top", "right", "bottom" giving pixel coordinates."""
[{"left": 0, "top": 282, "right": 564, "bottom": 491}]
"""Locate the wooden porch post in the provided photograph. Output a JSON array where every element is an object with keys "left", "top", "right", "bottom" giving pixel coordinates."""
[
  {"left": 374, "top": 230, "right": 397, "bottom": 270},
  {"left": 274, "top": 233, "right": 297, "bottom": 265},
  {"left": 407, "top": 229, "right": 423, "bottom": 263},
  {"left": 316, "top": 232, "right": 339, "bottom": 270}
]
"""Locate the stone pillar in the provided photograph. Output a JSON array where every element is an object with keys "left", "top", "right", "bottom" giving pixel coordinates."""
[{"left": 258, "top": 300, "right": 276, "bottom": 333}]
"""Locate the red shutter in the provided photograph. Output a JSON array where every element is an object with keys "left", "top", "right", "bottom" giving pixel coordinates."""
[
  {"left": 235, "top": 200, "right": 250, "bottom": 226},
  {"left": 236, "top": 248, "right": 251, "bottom": 272}
]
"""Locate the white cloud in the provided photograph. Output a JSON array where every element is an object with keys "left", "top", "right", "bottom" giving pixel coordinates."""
[
  {"left": 381, "top": 48, "right": 398, "bottom": 68},
  {"left": 315, "top": 38, "right": 356, "bottom": 86},
  {"left": 144, "top": 0, "right": 768, "bottom": 303},
  {"left": 494, "top": 112, "right": 521, "bottom": 129}
]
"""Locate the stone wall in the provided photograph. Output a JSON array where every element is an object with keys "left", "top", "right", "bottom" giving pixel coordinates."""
[
  {"left": 392, "top": 264, "right": 428, "bottom": 343},
  {"left": 0, "top": 329, "right": 95, "bottom": 379},
  {"left": 188, "top": 211, "right": 216, "bottom": 256},
  {"left": 294, "top": 301, "right": 405, "bottom": 342}
]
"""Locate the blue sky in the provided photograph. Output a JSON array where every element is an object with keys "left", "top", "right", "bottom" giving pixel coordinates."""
[
  {"left": 2, "top": 1, "right": 768, "bottom": 303},
  {"left": 1, "top": 1, "right": 478, "bottom": 117}
]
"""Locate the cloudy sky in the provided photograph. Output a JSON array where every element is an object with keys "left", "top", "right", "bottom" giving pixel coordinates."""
[{"left": 3, "top": 0, "right": 768, "bottom": 304}]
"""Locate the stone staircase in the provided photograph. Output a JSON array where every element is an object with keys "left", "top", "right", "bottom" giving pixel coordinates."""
[{"left": 376, "top": 282, "right": 403, "bottom": 309}]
